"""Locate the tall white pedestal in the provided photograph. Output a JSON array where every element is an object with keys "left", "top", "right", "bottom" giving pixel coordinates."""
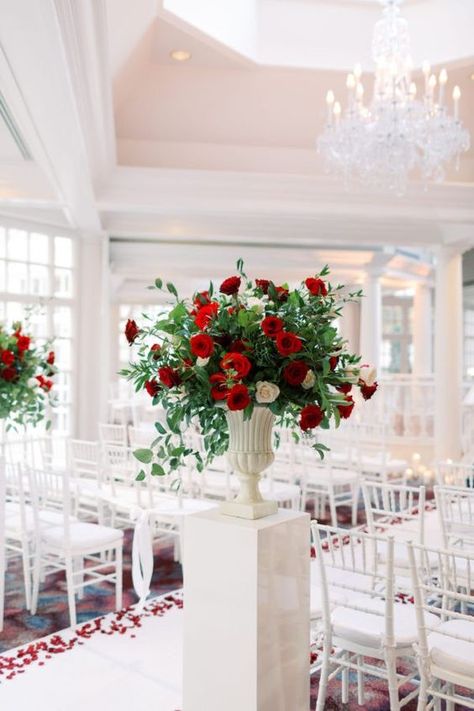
[{"left": 183, "top": 508, "right": 310, "bottom": 711}]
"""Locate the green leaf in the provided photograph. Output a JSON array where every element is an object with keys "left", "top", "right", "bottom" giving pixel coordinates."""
[
  {"left": 133, "top": 448, "right": 153, "bottom": 464},
  {"left": 155, "top": 277, "right": 163, "bottom": 289},
  {"left": 167, "top": 282, "right": 178, "bottom": 297},
  {"left": 136, "top": 470, "right": 146, "bottom": 481},
  {"left": 151, "top": 462, "right": 166, "bottom": 476},
  {"left": 155, "top": 421, "right": 167, "bottom": 434}
]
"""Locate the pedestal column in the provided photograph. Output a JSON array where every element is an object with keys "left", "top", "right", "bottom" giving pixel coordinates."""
[
  {"left": 360, "top": 272, "right": 382, "bottom": 372},
  {"left": 434, "top": 247, "right": 463, "bottom": 460},
  {"left": 413, "top": 283, "right": 433, "bottom": 376},
  {"left": 339, "top": 299, "right": 360, "bottom": 354},
  {"left": 183, "top": 508, "right": 310, "bottom": 711}
]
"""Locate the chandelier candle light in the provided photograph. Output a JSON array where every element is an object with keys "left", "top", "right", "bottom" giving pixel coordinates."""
[{"left": 318, "top": 0, "right": 470, "bottom": 193}]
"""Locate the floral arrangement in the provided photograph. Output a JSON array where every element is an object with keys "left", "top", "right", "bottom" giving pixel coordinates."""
[
  {"left": 0, "top": 320, "right": 56, "bottom": 428},
  {"left": 121, "top": 261, "right": 378, "bottom": 475}
]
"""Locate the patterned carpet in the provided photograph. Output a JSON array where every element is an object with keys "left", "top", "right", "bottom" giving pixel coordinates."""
[{"left": 2, "top": 497, "right": 471, "bottom": 709}]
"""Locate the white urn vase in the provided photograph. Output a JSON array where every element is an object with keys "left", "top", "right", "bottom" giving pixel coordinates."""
[{"left": 219, "top": 406, "right": 278, "bottom": 520}]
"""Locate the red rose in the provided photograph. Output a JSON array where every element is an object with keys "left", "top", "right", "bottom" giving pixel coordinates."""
[
  {"left": 275, "top": 331, "right": 303, "bottom": 356},
  {"left": 16, "top": 335, "right": 31, "bottom": 352},
  {"left": 305, "top": 277, "right": 328, "bottom": 297},
  {"left": 209, "top": 373, "right": 229, "bottom": 400},
  {"left": 329, "top": 356, "right": 339, "bottom": 371},
  {"left": 229, "top": 339, "right": 252, "bottom": 354},
  {"left": 145, "top": 379, "right": 160, "bottom": 397},
  {"left": 1, "top": 350, "right": 14, "bottom": 366},
  {"left": 44, "top": 378, "right": 53, "bottom": 392},
  {"left": 125, "top": 319, "right": 139, "bottom": 344},
  {"left": 338, "top": 395, "right": 355, "bottom": 419},
  {"left": 336, "top": 382, "right": 352, "bottom": 395},
  {"left": 2, "top": 367, "right": 17, "bottom": 382},
  {"left": 220, "top": 276, "right": 241, "bottom": 296},
  {"left": 360, "top": 381, "right": 378, "bottom": 401},
  {"left": 46, "top": 351, "right": 55, "bottom": 366},
  {"left": 261, "top": 316, "right": 284, "bottom": 338},
  {"left": 220, "top": 353, "right": 252, "bottom": 380},
  {"left": 283, "top": 361, "right": 309, "bottom": 386},
  {"left": 275, "top": 286, "right": 289, "bottom": 302},
  {"left": 158, "top": 366, "right": 181, "bottom": 388},
  {"left": 193, "top": 291, "right": 211, "bottom": 309},
  {"left": 194, "top": 302, "right": 218, "bottom": 330},
  {"left": 227, "top": 384, "right": 251, "bottom": 411},
  {"left": 190, "top": 334, "right": 214, "bottom": 359},
  {"left": 300, "top": 404, "right": 324, "bottom": 431},
  {"left": 255, "top": 279, "right": 270, "bottom": 294}
]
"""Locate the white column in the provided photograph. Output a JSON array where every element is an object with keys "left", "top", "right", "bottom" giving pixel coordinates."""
[
  {"left": 434, "top": 247, "right": 463, "bottom": 461},
  {"left": 359, "top": 272, "right": 382, "bottom": 372},
  {"left": 76, "top": 232, "right": 110, "bottom": 440},
  {"left": 184, "top": 509, "right": 310, "bottom": 711},
  {"left": 413, "top": 282, "right": 433, "bottom": 376},
  {"left": 339, "top": 299, "right": 360, "bottom": 354}
]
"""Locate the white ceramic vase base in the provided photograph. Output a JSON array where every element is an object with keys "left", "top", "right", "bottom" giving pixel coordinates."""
[
  {"left": 222, "top": 407, "right": 277, "bottom": 520},
  {"left": 219, "top": 498, "right": 278, "bottom": 520}
]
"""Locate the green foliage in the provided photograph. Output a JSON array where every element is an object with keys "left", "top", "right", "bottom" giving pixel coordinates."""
[{"left": 122, "top": 261, "right": 367, "bottom": 476}]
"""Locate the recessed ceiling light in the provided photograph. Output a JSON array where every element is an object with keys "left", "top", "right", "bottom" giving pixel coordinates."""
[
  {"left": 471, "top": 72, "right": 474, "bottom": 81},
  {"left": 170, "top": 50, "right": 191, "bottom": 62}
]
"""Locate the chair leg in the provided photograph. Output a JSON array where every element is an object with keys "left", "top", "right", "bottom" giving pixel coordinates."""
[
  {"left": 0, "top": 545, "right": 5, "bottom": 632},
  {"left": 315, "top": 637, "right": 331, "bottom": 711},
  {"left": 384, "top": 648, "right": 400, "bottom": 711},
  {"left": 356, "top": 654, "right": 364, "bottom": 706},
  {"left": 446, "top": 684, "right": 454, "bottom": 711},
  {"left": 31, "top": 547, "right": 41, "bottom": 615},
  {"left": 21, "top": 538, "right": 32, "bottom": 610},
  {"left": 65, "top": 557, "right": 77, "bottom": 628},
  {"left": 351, "top": 485, "right": 359, "bottom": 527},
  {"left": 341, "top": 650, "right": 349, "bottom": 704},
  {"left": 115, "top": 545, "right": 123, "bottom": 611},
  {"left": 73, "top": 557, "right": 85, "bottom": 599}
]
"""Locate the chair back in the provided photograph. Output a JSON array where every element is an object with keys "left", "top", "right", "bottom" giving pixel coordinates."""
[
  {"left": 26, "top": 465, "right": 72, "bottom": 546},
  {"left": 436, "top": 460, "right": 474, "bottom": 488},
  {"left": 362, "top": 480, "right": 426, "bottom": 544},
  {"left": 311, "top": 522, "right": 396, "bottom": 645},
  {"left": 99, "top": 423, "right": 127, "bottom": 447},
  {"left": 435, "top": 484, "right": 474, "bottom": 551},
  {"left": 70, "top": 439, "right": 101, "bottom": 481}
]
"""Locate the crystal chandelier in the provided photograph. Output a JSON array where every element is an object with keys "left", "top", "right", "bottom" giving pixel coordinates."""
[{"left": 317, "top": 0, "right": 470, "bottom": 193}]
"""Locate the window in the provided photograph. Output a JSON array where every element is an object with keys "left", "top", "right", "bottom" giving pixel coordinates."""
[
  {"left": 381, "top": 292, "right": 414, "bottom": 374},
  {"left": 0, "top": 225, "right": 75, "bottom": 435}
]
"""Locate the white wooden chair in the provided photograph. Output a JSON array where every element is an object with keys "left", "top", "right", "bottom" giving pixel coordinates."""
[
  {"left": 28, "top": 465, "right": 123, "bottom": 627},
  {"left": 301, "top": 439, "right": 360, "bottom": 526},
  {"left": 362, "top": 480, "right": 426, "bottom": 572},
  {"left": 351, "top": 423, "right": 408, "bottom": 485},
  {"left": 0, "top": 457, "right": 5, "bottom": 631},
  {"left": 436, "top": 461, "right": 474, "bottom": 488},
  {"left": 408, "top": 540, "right": 474, "bottom": 710},
  {"left": 69, "top": 439, "right": 103, "bottom": 521},
  {"left": 435, "top": 484, "right": 474, "bottom": 552},
  {"left": 311, "top": 522, "right": 439, "bottom": 711}
]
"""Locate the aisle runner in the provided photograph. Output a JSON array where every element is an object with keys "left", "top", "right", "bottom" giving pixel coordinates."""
[{"left": 0, "top": 591, "right": 183, "bottom": 682}]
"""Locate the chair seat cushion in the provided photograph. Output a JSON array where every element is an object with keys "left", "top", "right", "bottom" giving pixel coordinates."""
[
  {"left": 428, "top": 619, "right": 474, "bottom": 678},
  {"left": 5, "top": 505, "right": 77, "bottom": 534},
  {"left": 310, "top": 562, "right": 375, "bottom": 618},
  {"left": 41, "top": 522, "right": 123, "bottom": 552},
  {"left": 331, "top": 597, "right": 440, "bottom": 650}
]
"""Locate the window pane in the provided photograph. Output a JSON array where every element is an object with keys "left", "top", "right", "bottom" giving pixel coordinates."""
[
  {"left": 54, "top": 268, "right": 73, "bottom": 298},
  {"left": 55, "top": 237, "right": 73, "bottom": 267},
  {"left": 30, "top": 232, "right": 50, "bottom": 264},
  {"left": 7, "top": 262, "right": 28, "bottom": 294},
  {"left": 53, "top": 306, "right": 72, "bottom": 338},
  {"left": 6, "top": 301, "right": 24, "bottom": 326},
  {"left": 8, "top": 229, "right": 28, "bottom": 261},
  {"left": 30, "top": 264, "right": 49, "bottom": 295},
  {"left": 55, "top": 338, "right": 71, "bottom": 369},
  {"left": 0, "top": 260, "right": 5, "bottom": 291},
  {"left": 29, "top": 309, "right": 48, "bottom": 339}
]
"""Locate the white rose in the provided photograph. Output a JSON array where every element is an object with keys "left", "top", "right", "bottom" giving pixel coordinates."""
[
  {"left": 344, "top": 365, "right": 359, "bottom": 383},
  {"left": 246, "top": 297, "right": 265, "bottom": 314},
  {"left": 196, "top": 357, "right": 210, "bottom": 367},
  {"left": 358, "top": 365, "right": 377, "bottom": 386},
  {"left": 28, "top": 377, "right": 40, "bottom": 388},
  {"left": 301, "top": 369, "right": 316, "bottom": 390},
  {"left": 255, "top": 381, "right": 280, "bottom": 404}
]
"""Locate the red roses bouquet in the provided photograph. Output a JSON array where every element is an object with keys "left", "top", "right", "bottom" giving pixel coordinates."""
[
  {"left": 0, "top": 320, "right": 56, "bottom": 427},
  {"left": 122, "top": 261, "right": 377, "bottom": 474}
]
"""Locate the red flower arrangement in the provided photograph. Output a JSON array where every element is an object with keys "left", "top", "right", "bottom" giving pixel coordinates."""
[{"left": 122, "top": 262, "right": 377, "bottom": 472}]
